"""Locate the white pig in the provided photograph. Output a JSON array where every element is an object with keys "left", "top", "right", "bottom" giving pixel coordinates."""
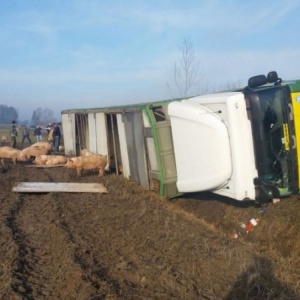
[
  {"left": 65, "top": 154, "right": 107, "bottom": 177},
  {"left": 0, "top": 146, "right": 27, "bottom": 165}
]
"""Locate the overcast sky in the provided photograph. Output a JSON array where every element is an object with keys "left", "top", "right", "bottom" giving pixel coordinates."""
[{"left": 1, "top": 0, "right": 300, "bottom": 120}]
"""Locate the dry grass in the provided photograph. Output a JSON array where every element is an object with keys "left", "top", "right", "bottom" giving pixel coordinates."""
[
  {"left": 185, "top": 194, "right": 300, "bottom": 299},
  {"left": 103, "top": 170, "right": 300, "bottom": 298}
]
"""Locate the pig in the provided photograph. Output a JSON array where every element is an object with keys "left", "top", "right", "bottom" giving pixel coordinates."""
[
  {"left": 21, "top": 145, "right": 49, "bottom": 159},
  {"left": 80, "top": 148, "right": 94, "bottom": 156},
  {"left": 65, "top": 154, "right": 108, "bottom": 177},
  {"left": 33, "top": 154, "right": 67, "bottom": 165},
  {"left": 1, "top": 135, "right": 8, "bottom": 146},
  {"left": 31, "top": 142, "right": 53, "bottom": 151},
  {"left": 32, "top": 154, "right": 49, "bottom": 165},
  {"left": 0, "top": 146, "right": 27, "bottom": 165},
  {"left": 45, "top": 155, "right": 67, "bottom": 165}
]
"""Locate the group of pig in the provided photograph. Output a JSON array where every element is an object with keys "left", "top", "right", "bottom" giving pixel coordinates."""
[{"left": 0, "top": 142, "right": 108, "bottom": 177}]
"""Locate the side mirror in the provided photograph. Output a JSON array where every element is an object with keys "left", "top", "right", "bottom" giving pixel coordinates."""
[
  {"left": 267, "top": 71, "right": 278, "bottom": 83},
  {"left": 248, "top": 75, "right": 267, "bottom": 88}
]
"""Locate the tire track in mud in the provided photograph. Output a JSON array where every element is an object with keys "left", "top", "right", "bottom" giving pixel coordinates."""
[
  {"left": 5, "top": 194, "right": 36, "bottom": 299},
  {"left": 53, "top": 192, "right": 122, "bottom": 298},
  {"left": 4, "top": 164, "right": 38, "bottom": 299},
  {"left": 41, "top": 167, "right": 123, "bottom": 298},
  {"left": 1, "top": 166, "right": 232, "bottom": 299},
  {"left": 4, "top": 165, "right": 238, "bottom": 299},
  {"left": 3, "top": 166, "right": 88, "bottom": 299},
  {"left": 43, "top": 168, "right": 121, "bottom": 297},
  {"left": 11, "top": 168, "right": 90, "bottom": 299}
]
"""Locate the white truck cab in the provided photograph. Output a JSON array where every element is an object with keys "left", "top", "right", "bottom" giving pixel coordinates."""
[{"left": 168, "top": 92, "right": 258, "bottom": 201}]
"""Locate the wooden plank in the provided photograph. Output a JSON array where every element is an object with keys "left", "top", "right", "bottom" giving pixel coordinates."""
[
  {"left": 12, "top": 182, "right": 109, "bottom": 193},
  {"left": 26, "top": 164, "right": 65, "bottom": 168}
]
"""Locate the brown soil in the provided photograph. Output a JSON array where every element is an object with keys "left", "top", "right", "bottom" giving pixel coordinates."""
[{"left": 1, "top": 160, "right": 300, "bottom": 299}]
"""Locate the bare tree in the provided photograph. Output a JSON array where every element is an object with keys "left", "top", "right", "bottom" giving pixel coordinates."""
[{"left": 167, "top": 38, "right": 204, "bottom": 99}]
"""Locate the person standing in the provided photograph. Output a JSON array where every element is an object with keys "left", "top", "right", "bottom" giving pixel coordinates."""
[
  {"left": 46, "top": 123, "right": 52, "bottom": 134},
  {"left": 10, "top": 120, "right": 18, "bottom": 148},
  {"left": 34, "top": 125, "right": 42, "bottom": 142},
  {"left": 21, "top": 125, "right": 32, "bottom": 144},
  {"left": 48, "top": 125, "right": 54, "bottom": 146},
  {"left": 53, "top": 123, "right": 62, "bottom": 152}
]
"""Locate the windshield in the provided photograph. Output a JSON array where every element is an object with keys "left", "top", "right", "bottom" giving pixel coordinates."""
[{"left": 245, "top": 87, "right": 297, "bottom": 201}]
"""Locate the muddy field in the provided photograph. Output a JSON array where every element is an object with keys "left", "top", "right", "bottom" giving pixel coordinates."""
[{"left": 1, "top": 159, "right": 300, "bottom": 299}]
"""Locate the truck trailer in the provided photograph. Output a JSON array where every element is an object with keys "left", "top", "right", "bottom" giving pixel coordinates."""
[{"left": 61, "top": 71, "right": 300, "bottom": 203}]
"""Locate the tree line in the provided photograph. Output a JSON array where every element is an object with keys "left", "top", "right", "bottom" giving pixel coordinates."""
[
  {"left": 0, "top": 105, "right": 18, "bottom": 124},
  {"left": 0, "top": 105, "right": 56, "bottom": 125}
]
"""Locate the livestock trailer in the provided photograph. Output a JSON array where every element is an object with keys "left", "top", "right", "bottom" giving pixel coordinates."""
[{"left": 61, "top": 100, "right": 182, "bottom": 198}]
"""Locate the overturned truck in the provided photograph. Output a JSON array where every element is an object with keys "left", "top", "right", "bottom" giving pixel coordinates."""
[{"left": 61, "top": 71, "right": 300, "bottom": 203}]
